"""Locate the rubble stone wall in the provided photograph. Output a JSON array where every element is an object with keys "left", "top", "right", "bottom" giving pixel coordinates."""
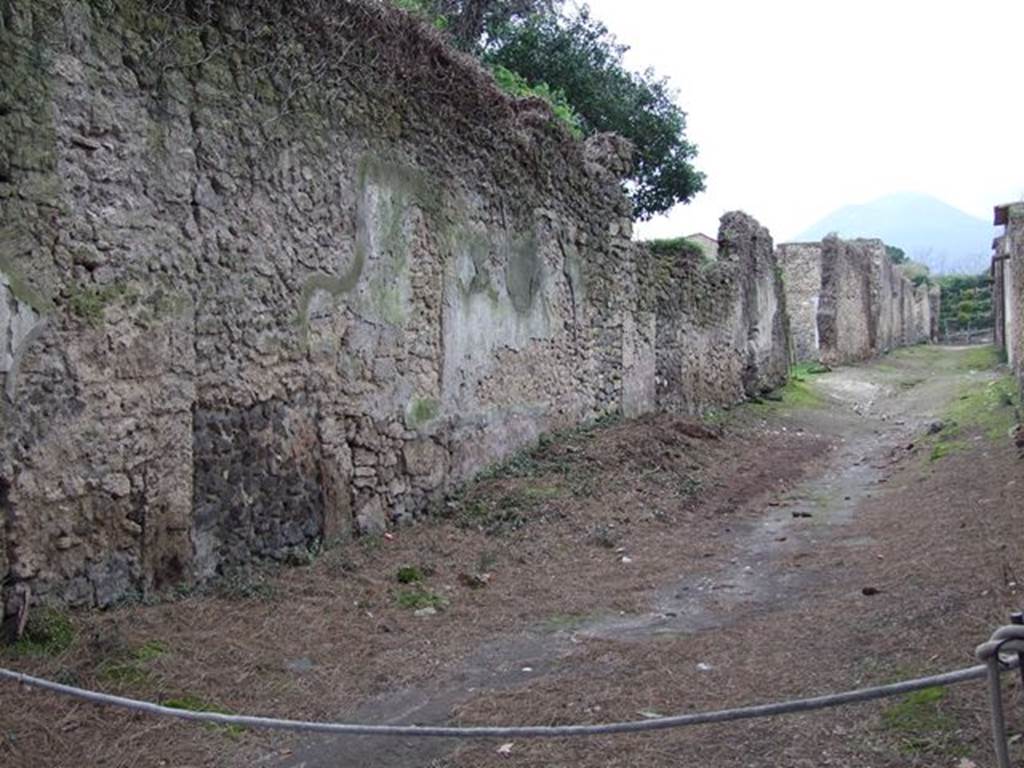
[
  {"left": 0, "top": 0, "right": 788, "bottom": 611},
  {"left": 779, "top": 236, "right": 936, "bottom": 365},
  {"left": 776, "top": 243, "right": 821, "bottom": 363},
  {"left": 994, "top": 204, "right": 1024, "bottom": 386},
  {"left": 636, "top": 214, "right": 788, "bottom": 415}
]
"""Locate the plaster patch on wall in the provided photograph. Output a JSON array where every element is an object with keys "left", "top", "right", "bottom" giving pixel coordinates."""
[{"left": 0, "top": 270, "right": 47, "bottom": 401}]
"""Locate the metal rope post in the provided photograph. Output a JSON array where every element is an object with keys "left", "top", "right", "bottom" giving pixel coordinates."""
[
  {"left": 976, "top": 622, "right": 1024, "bottom": 768},
  {"left": 1012, "top": 612, "right": 1024, "bottom": 691},
  {"left": 988, "top": 655, "right": 1011, "bottom": 768}
]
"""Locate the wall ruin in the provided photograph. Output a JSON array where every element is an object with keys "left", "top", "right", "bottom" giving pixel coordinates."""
[
  {"left": 778, "top": 236, "right": 937, "bottom": 365},
  {"left": 992, "top": 203, "right": 1024, "bottom": 390},
  {"left": 0, "top": 0, "right": 790, "bottom": 611}
]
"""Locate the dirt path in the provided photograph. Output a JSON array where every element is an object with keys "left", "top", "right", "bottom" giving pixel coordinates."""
[
  {"left": 268, "top": 346, "right": 1011, "bottom": 768},
  {"left": 3, "top": 345, "right": 1023, "bottom": 768}
]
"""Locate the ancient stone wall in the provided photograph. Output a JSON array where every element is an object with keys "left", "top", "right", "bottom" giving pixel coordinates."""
[
  {"left": 0, "top": 0, "right": 788, "bottom": 611},
  {"left": 994, "top": 203, "right": 1024, "bottom": 388},
  {"left": 928, "top": 285, "right": 941, "bottom": 343},
  {"left": 817, "top": 236, "right": 874, "bottom": 365},
  {"left": 776, "top": 243, "right": 821, "bottom": 363},
  {"left": 993, "top": 237, "right": 1006, "bottom": 354},
  {"left": 778, "top": 236, "right": 936, "bottom": 365},
  {"left": 636, "top": 214, "right": 788, "bottom": 415}
]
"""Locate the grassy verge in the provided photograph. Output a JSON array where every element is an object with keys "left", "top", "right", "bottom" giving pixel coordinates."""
[
  {"left": 929, "top": 375, "right": 1018, "bottom": 461},
  {"left": 879, "top": 687, "right": 968, "bottom": 757}
]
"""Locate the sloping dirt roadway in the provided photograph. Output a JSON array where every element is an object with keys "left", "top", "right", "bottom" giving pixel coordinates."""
[
  {"left": 270, "top": 345, "right": 1024, "bottom": 768},
  {"left": 3, "top": 345, "right": 1023, "bottom": 768}
]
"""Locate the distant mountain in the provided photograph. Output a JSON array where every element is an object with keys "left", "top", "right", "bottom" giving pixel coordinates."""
[{"left": 791, "top": 193, "right": 995, "bottom": 274}]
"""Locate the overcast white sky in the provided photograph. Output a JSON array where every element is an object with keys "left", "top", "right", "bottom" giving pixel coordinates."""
[{"left": 583, "top": 0, "right": 1024, "bottom": 242}]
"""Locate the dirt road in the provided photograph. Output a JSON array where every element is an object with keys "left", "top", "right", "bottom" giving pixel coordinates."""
[{"left": 3, "top": 345, "right": 1023, "bottom": 768}]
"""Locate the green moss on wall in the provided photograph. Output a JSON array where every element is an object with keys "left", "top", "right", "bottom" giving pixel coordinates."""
[
  {"left": 406, "top": 397, "right": 440, "bottom": 427},
  {"left": 0, "top": 256, "right": 54, "bottom": 314},
  {"left": 67, "top": 282, "right": 133, "bottom": 325}
]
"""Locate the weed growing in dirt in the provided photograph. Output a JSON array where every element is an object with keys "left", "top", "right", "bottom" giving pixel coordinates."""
[
  {"left": 747, "top": 361, "right": 829, "bottom": 413},
  {"left": 957, "top": 345, "right": 1001, "bottom": 371},
  {"left": 163, "top": 695, "right": 243, "bottom": 735},
  {"left": 7, "top": 608, "right": 75, "bottom": 657},
  {"left": 791, "top": 361, "right": 831, "bottom": 377},
  {"left": 449, "top": 421, "right": 595, "bottom": 532},
  {"left": 880, "top": 687, "right": 967, "bottom": 756},
  {"left": 395, "top": 588, "right": 447, "bottom": 611},
  {"left": 98, "top": 640, "right": 168, "bottom": 686},
  {"left": 929, "top": 441, "right": 964, "bottom": 462},
  {"left": 396, "top": 565, "right": 424, "bottom": 584},
  {"left": 213, "top": 571, "right": 278, "bottom": 601},
  {"left": 930, "top": 375, "right": 1019, "bottom": 459},
  {"left": 752, "top": 379, "right": 824, "bottom": 412}
]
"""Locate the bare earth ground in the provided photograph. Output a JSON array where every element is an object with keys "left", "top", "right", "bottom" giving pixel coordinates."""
[{"left": 2, "top": 344, "right": 1023, "bottom": 768}]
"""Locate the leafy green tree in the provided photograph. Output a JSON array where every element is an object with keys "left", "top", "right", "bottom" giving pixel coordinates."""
[
  {"left": 484, "top": 7, "right": 704, "bottom": 219},
  {"left": 490, "top": 64, "right": 582, "bottom": 136},
  {"left": 885, "top": 245, "right": 907, "bottom": 264},
  {"left": 396, "top": 0, "right": 563, "bottom": 50},
  {"left": 938, "top": 272, "right": 993, "bottom": 333}
]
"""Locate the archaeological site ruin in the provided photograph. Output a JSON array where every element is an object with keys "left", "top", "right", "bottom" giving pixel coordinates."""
[
  {"left": 0, "top": 0, "right": 946, "bottom": 619},
  {"left": 993, "top": 202, "right": 1024, "bottom": 393}
]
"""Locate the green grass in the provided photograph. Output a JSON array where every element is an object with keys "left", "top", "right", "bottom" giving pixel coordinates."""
[
  {"left": 791, "top": 361, "right": 831, "bottom": 377},
  {"left": 447, "top": 414, "right": 620, "bottom": 533},
  {"left": 942, "top": 375, "right": 1018, "bottom": 439},
  {"left": 396, "top": 565, "right": 424, "bottom": 584},
  {"left": 957, "top": 344, "right": 1001, "bottom": 371},
  {"left": 880, "top": 687, "right": 967, "bottom": 757},
  {"left": 395, "top": 588, "right": 448, "bottom": 611},
  {"left": 7, "top": 608, "right": 75, "bottom": 657},
  {"left": 747, "top": 361, "right": 830, "bottom": 412},
  {"left": 98, "top": 640, "right": 168, "bottom": 685},
  {"left": 929, "top": 440, "right": 964, "bottom": 462},
  {"left": 751, "top": 372, "right": 826, "bottom": 413},
  {"left": 213, "top": 570, "right": 278, "bottom": 601},
  {"left": 163, "top": 695, "right": 243, "bottom": 735}
]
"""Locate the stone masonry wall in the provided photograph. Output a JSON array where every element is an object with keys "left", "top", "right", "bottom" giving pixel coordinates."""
[
  {"left": 993, "top": 237, "right": 1006, "bottom": 354},
  {"left": 776, "top": 243, "right": 820, "bottom": 363},
  {"left": 779, "top": 235, "right": 936, "bottom": 365},
  {"left": 634, "top": 213, "right": 788, "bottom": 415},
  {"left": 993, "top": 203, "right": 1024, "bottom": 391},
  {"left": 0, "top": 0, "right": 789, "bottom": 612}
]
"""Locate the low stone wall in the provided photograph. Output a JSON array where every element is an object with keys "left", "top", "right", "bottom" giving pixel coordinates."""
[
  {"left": 0, "top": 0, "right": 789, "bottom": 612},
  {"left": 778, "top": 236, "right": 936, "bottom": 365}
]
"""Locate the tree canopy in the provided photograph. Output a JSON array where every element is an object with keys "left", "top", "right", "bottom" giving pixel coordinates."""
[
  {"left": 483, "top": 8, "right": 703, "bottom": 219},
  {"left": 393, "top": 1, "right": 705, "bottom": 220},
  {"left": 937, "top": 272, "right": 993, "bottom": 334},
  {"left": 885, "top": 245, "right": 907, "bottom": 264}
]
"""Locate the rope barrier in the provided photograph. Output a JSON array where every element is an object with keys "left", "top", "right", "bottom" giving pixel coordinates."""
[{"left": 0, "top": 661, "right": 1011, "bottom": 739}]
